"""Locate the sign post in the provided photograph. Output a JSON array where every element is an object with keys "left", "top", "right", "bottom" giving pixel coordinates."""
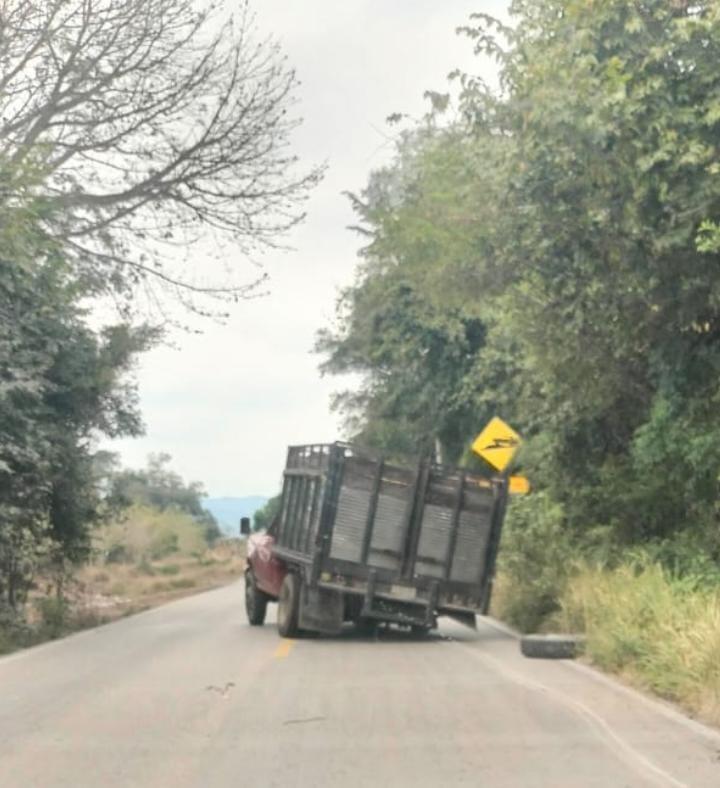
[{"left": 471, "top": 417, "right": 529, "bottom": 610}]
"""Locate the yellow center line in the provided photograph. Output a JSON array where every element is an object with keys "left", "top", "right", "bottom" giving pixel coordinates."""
[{"left": 274, "top": 639, "right": 296, "bottom": 659}]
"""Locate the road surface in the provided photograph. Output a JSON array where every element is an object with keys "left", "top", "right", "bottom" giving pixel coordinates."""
[{"left": 1, "top": 582, "right": 718, "bottom": 787}]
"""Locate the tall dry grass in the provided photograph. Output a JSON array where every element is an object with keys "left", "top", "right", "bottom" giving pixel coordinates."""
[{"left": 556, "top": 564, "right": 720, "bottom": 725}]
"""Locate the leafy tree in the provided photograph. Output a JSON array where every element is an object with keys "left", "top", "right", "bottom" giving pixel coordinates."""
[
  {"left": 451, "top": 0, "right": 720, "bottom": 545},
  {"left": 109, "top": 454, "right": 221, "bottom": 544},
  {"left": 317, "top": 127, "right": 517, "bottom": 464},
  {"left": 319, "top": 0, "right": 720, "bottom": 563},
  {"left": 0, "top": 226, "right": 155, "bottom": 607},
  {"left": 253, "top": 495, "right": 281, "bottom": 532},
  {"left": 318, "top": 271, "right": 488, "bottom": 463}
]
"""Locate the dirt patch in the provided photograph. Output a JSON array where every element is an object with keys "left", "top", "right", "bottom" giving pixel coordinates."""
[
  {"left": 1, "top": 541, "right": 247, "bottom": 655},
  {"left": 71, "top": 541, "right": 246, "bottom": 623}
]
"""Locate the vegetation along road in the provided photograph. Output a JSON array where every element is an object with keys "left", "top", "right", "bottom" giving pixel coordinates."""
[{"left": 1, "top": 584, "right": 718, "bottom": 788}]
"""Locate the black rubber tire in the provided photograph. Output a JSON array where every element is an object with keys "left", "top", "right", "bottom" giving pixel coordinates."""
[
  {"left": 354, "top": 619, "right": 378, "bottom": 637},
  {"left": 520, "top": 633, "right": 583, "bottom": 659},
  {"left": 410, "top": 624, "right": 432, "bottom": 638},
  {"left": 277, "top": 573, "right": 301, "bottom": 638},
  {"left": 245, "top": 571, "right": 268, "bottom": 626}
]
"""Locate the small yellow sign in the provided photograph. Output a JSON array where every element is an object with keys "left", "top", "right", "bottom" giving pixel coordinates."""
[
  {"left": 509, "top": 475, "right": 531, "bottom": 495},
  {"left": 472, "top": 416, "right": 521, "bottom": 472}
]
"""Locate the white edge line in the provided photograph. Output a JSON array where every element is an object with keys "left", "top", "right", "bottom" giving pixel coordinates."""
[
  {"left": 481, "top": 615, "right": 720, "bottom": 746},
  {"left": 455, "top": 636, "right": 688, "bottom": 788}
]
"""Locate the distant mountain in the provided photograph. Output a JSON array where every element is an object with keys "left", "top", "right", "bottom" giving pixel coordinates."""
[{"left": 203, "top": 496, "right": 268, "bottom": 534}]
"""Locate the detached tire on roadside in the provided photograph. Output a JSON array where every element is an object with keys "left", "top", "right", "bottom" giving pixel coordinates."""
[
  {"left": 520, "top": 634, "right": 583, "bottom": 659},
  {"left": 277, "top": 573, "right": 301, "bottom": 638},
  {"left": 245, "top": 571, "right": 268, "bottom": 626}
]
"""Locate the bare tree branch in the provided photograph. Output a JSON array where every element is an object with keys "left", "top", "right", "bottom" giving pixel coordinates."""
[{"left": 0, "top": 0, "right": 322, "bottom": 316}]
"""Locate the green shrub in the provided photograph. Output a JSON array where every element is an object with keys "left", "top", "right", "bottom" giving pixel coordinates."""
[
  {"left": 95, "top": 506, "right": 209, "bottom": 564},
  {"left": 105, "top": 543, "right": 132, "bottom": 564},
  {"left": 0, "top": 608, "right": 31, "bottom": 654},
  {"left": 557, "top": 564, "right": 720, "bottom": 722},
  {"left": 625, "top": 534, "right": 720, "bottom": 588},
  {"left": 147, "top": 529, "right": 179, "bottom": 560},
  {"left": 493, "top": 492, "right": 576, "bottom": 632},
  {"left": 35, "top": 596, "right": 69, "bottom": 639},
  {"left": 0, "top": 628, "right": 15, "bottom": 654}
]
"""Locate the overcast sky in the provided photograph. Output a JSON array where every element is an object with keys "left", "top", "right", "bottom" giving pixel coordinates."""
[{"left": 107, "top": 1, "right": 507, "bottom": 498}]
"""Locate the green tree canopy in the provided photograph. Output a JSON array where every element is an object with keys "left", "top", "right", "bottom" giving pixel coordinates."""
[
  {"left": 109, "top": 454, "right": 221, "bottom": 544},
  {"left": 318, "top": 0, "right": 720, "bottom": 560},
  {"left": 0, "top": 208, "right": 156, "bottom": 606}
]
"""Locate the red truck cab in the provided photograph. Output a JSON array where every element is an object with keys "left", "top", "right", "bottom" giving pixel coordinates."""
[{"left": 245, "top": 519, "right": 286, "bottom": 624}]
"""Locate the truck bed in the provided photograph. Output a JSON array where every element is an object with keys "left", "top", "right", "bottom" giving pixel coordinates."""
[{"left": 273, "top": 443, "right": 508, "bottom": 622}]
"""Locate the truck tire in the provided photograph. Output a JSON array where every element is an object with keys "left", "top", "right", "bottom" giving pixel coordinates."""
[
  {"left": 354, "top": 618, "right": 378, "bottom": 637},
  {"left": 277, "top": 573, "right": 301, "bottom": 638},
  {"left": 520, "top": 633, "right": 583, "bottom": 659},
  {"left": 245, "top": 571, "right": 268, "bottom": 626},
  {"left": 410, "top": 624, "right": 432, "bottom": 638}
]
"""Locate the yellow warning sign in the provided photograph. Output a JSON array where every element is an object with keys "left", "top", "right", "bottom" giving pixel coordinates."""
[
  {"left": 472, "top": 417, "right": 521, "bottom": 472},
  {"left": 509, "top": 475, "right": 530, "bottom": 495}
]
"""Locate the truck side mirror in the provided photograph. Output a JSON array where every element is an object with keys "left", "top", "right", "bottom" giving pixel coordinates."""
[{"left": 240, "top": 517, "right": 251, "bottom": 536}]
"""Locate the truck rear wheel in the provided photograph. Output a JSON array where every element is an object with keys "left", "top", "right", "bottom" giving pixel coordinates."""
[
  {"left": 277, "top": 573, "right": 301, "bottom": 638},
  {"left": 410, "top": 624, "right": 432, "bottom": 638},
  {"left": 245, "top": 571, "right": 268, "bottom": 626}
]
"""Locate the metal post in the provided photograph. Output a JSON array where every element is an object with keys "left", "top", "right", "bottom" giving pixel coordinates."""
[
  {"left": 479, "top": 474, "right": 509, "bottom": 613},
  {"left": 311, "top": 443, "right": 345, "bottom": 586},
  {"left": 360, "top": 459, "right": 384, "bottom": 565},
  {"left": 443, "top": 471, "right": 465, "bottom": 580},
  {"left": 404, "top": 460, "right": 431, "bottom": 579}
]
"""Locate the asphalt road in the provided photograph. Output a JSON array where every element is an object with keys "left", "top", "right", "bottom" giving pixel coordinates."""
[{"left": 1, "top": 583, "right": 719, "bottom": 788}]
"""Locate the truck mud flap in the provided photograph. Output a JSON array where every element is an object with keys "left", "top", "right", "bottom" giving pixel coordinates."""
[
  {"left": 298, "top": 584, "right": 344, "bottom": 635},
  {"left": 442, "top": 609, "right": 477, "bottom": 629}
]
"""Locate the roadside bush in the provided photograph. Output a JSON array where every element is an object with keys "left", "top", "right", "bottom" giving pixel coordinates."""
[
  {"left": 556, "top": 564, "right": 720, "bottom": 723},
  {"left": 96, "top": 506, "right": 207, "bottom": 562},
  {"left": 493, "top": 492, "right": 577, "bottom": 632},
  {"left": 622, "top": 534, "right": 720, "bottom": 588},
  {"left": 35, "top": 596, "right": 69, "bottom": 639},
  {"left": 0, "top": 626, "right": 16, "bottom": 654},
  {"left": 135, "top": 556, "right": 156, "bottom": 576},
  {"left": 0, "top": 607, "right": 31, "bottom": 654},
  {"left": 105, "top": 543, "right": 132, "bottom": 564},
  {"left": 147, "top": 530, "right": 179, "bottom": 560}
]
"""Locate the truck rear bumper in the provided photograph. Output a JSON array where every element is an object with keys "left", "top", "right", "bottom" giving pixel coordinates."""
[{"left": 318, "top": 579, "right": 438, "bottom": 628}]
